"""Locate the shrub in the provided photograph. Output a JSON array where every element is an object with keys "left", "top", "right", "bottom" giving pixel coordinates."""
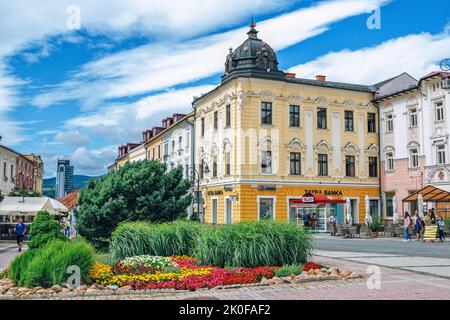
[
  {"left": 77, "top": 161, "right": 192, "bottom": 243},
  {"left": 195, "top": 221, "right": 313, "bottom": 268},
  {"left": 274, "top": 264, "right": 303, "bottom": 278},
  {"left": 9, "top": 239, "right": 95, "bottom": 288},
  {"left": 28, "top": 211, "right": 65, "bottom": 249},
  {"left": 109, "top": 220, "right": 208, "bottom": 259}
]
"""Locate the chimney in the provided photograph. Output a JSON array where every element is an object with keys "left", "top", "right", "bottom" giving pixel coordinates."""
[
  {"left": 285, "top": 72, "right": 296, "bottom": 79},
  {"left": 315, "top": 75, "right": 326, "bottom": 81}
]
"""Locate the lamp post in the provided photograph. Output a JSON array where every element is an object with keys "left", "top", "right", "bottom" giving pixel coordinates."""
[{"left": 188, "top": 163, "right": 209, "bottom": 222}]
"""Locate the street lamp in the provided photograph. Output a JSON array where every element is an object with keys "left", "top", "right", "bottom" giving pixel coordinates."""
[{"left": 188, "top": 152, "right": 213, "bottom": 222}]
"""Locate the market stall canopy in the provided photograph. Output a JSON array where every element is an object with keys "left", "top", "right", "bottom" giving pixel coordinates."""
[
  {"left": 403, "top": 185, "right": 450, "bottom": 202},
  {"left": 0, "top": 197, "right": 68, "bottom": 215}
]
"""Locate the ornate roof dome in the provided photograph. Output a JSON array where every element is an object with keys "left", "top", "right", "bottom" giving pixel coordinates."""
[{"left": 222, "top": 20, "right": 285, "bottom": 83}]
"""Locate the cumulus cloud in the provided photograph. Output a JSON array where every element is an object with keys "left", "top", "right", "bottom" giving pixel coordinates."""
[
  {"left": 71, "top": 146, "right": 116, "bottom": 176},
  {"left": 32, "top": 0, "right": 390, "bottom": 108},
  {"left": 54, "top": 130, "right": 91, "bottom": 147},
  {"left": 288, "top": 31, "right": 450, "bottom": 84}
]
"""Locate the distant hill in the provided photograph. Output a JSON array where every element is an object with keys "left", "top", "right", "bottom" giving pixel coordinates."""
[{"left": 43, "top": 175, "right": 104, "bottom": 191}]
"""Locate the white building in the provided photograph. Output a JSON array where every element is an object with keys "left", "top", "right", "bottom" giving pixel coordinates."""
[
  {"left": 160, "top": 113, "right": 195, "bottom": 179},
  {"left": 377, "top": 71, "right": 450, "bottom": 217},
  {"left": 0, "top": 146, "right": 18, "bottom": 195},
  {"left": 127, "top": 143, "right": 147, "bottom": 164}
]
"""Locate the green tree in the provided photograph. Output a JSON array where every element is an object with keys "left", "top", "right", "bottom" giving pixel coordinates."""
[
  {"left": 76, "top": 160, "right": 192, "bottom": 243},
  {"left": 28, "top": 210, "right": 65, "bottom": 249}
]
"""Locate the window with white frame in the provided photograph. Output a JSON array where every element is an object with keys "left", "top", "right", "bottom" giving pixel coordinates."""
[
  {"left": 261, "top": 150, "right": 272, "bottom": 174},
  {"left": 409, "top": 108, "right": 418, "bottom": 127},
  {"left": 386, "top": 152, "right": 394, "bottom": 171},
  {"left": 437, "top": 144, "right": 446, "bottom": 165},
  {"left": 435, "top": 101, "right": 444, "bottom": 122},
  {"left": 386, "top": 114, "right": 394, "bottom": 132},
  {"left": 410, "top": 148, "right": 419, "bottom": 168}
]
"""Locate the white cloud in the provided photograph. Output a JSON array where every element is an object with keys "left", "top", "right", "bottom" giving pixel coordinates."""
[
  {"left": 54, "top": 130, "right": 91, "bottom": 147},
  {"left": 71, "top": 146, "right": 116, "bottom": 176},
  {"left": 64, "top": 85, "right": 214, "bottom": 143},
  {"left": 32, "top": 0, "right": 390, "bottom": 108},
  {"left": 0, "top": 0, "right": 300, "bottom": 145},
  {"left": 288, "top": 31, "right": 450, "bottom": 84}
]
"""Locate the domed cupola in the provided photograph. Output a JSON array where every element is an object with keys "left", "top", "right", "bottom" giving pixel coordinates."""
[{"left": 222, "top": 20, "right": 285, "bottom": 83}]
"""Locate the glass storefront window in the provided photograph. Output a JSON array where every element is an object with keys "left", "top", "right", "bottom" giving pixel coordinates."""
[{"left": 259, "top": 198, "right": 274, "bottom": 220}]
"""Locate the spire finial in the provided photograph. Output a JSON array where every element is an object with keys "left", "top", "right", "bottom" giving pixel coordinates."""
[{"left": 249, "top": 17, "right": 256, "bottom": 29}]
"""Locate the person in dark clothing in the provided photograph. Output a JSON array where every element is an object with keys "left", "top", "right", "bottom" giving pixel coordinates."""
[
  {"left": 303, "top": 212, "right": 310, "bottom": 228},
  {"left": 15, "top": 218, "right": 26, "bottom": 252}
]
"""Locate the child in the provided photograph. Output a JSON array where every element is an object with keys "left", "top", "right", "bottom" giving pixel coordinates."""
[{"left": 437, "top": 217, "right": 446, "bottom": 243}]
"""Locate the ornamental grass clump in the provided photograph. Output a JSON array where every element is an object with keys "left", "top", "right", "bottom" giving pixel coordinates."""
[
  {"left": 109, "top": 220, "right": 208, "bottom": 259},
  {"left": 9, "top": 239, "right": 95, "bottom": 288},
  {"left": 195, "top": 221, "right": 313, "bottom": 268}
]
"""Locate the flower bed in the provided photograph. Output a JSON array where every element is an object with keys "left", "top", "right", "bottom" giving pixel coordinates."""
[{"left": 90, "top": 255, "right": 295, "bottom": 291}]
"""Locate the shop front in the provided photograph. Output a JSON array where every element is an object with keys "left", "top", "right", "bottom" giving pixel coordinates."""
[
  {"left": 202, "top": 184, "right": 380, "bottom": 226},
  {"left": 290, "top": 193, "right": 346, "bottom": 233}
]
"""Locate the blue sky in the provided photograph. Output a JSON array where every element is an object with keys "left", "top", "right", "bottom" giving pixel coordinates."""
[{"left": 0, "top": 0, "right": 449, "bottom": 178}]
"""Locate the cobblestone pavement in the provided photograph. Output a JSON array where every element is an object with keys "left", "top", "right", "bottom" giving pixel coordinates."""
[{"left": 10, "top": 255, "right": 450, "bottom": 300}]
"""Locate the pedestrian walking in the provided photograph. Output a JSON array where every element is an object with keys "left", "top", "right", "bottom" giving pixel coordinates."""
[
  {"left": 64, "top": 217, "right": 70, "bottom": 238},
  {"left": 414, "top": 210, "right": 423, "bottom": 241},
  {"left": 437, "top": 216, "right": 446, "bottom": 243},
  {"left": 329, "top": 214, "right": 337, "bottom": 236},
  {"left": 15, "top": 217, "right": 26, "bottom": 252},
  {"left": 303, "top": 211, "right": 310, "bottom": 228},
  {"left": 403, "top": 211, "right": 412, "bottom": 242}
]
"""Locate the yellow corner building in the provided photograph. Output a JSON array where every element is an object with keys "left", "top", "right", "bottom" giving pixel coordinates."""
[{"left": 194, "top": 23, "right": 380, "bottom": 226}]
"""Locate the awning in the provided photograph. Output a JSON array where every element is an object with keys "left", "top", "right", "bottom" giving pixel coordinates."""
[
  {"left": 403, "top": 185, "right": 450, "bottom": 203},
  {"left": 0, "top": 197, "right": 68, "bottom": 215}
]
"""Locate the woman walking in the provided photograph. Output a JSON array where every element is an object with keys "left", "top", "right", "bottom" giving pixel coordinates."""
[
  {"left": 437, "top": 216, "right": 446, "bottom": 242},
  {"left": 403, "top": 211, "right": 412, "bottom": 242},
  {"left": 414, "top": 210, "right": 423, "bottom": 241}
]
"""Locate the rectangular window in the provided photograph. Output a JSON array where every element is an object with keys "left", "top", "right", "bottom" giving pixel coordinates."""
[
  {"left": 261, "top": 151, "right": 272, "bottom": 174},
  {"left": 368, "top": 113, "right": 376, "bottom": 133},
  {"left": 386, "top": 152, "right": 394, "bottom": 171},
  {"left": 386, "top": 114, "right": 393, "bottom": 132},
  {"left": 214, "top": 111, "right": 218, "bottom": 130},
  {"left": 345, "top": 155, "right": 355, "bottom": 177},
  {"left": 10, "top": 165, "right": 14, "bottom": 180},
  {"left": 369, "top": 157, "right": 378, "bottom": 178},
  {"left": 199, "top": 160, "right": 204, "bottom": 180},
  {"left": 410, "top": 148, "right": 419, "bottom": 168},
  {"left": 201, "top": 118, "right": 205, "bottom": 137},
  {"left": 318, "top": 154, "right": 328, "bottom": 176},
  {"left": 226, "top": 105, "right": 231, "bottom": 127},
  {"left": 261, "top": 102, "right": 272, "bottom": 125},
  {"left": 317, "top": 108, "right": 327, "bottom": 129},
  {"left": 225, "top": 152, "right": 231, "bottom": 175},
  {"left": 259, "top": 198, "right": 274, "bottom": 220},
  {"left": 436, "top": 101, "right": 444, "bottom": 121},
  {"left": 211, "top": 199, "right": 218, "bottom": 224},
  {"left": 171, "top": 140, "right": 175, "bottom": 154},
  {"left": 3, "top": 162, "right": 6, "bottom": 178},
  {"left": 369, "top": 200, "right": 379, "bottom": 217},
  {"left": 409, "top": 108, "right": 418, "bottom": 127},
  {"left": 344, "top": 111, "right": 354, "bottom": 132},
  {"left": 289, "top": 105, "right": 300, "bottom": 127},
  {"left": 437, "top": 145, "right": 446, "bottom": 165},
  {"left": 212, "top": 157, "right": 217, "bottom": 178},
  {"left": 385, "top": 193, "right": 394, "bottom": 217},
  {"left": 164, "top": 143, "right": 169, "bottom": 156},
  {"left": 178, "top": 136, "right": 182, "bottom": 150},
  {"left": 290, "top": 152, "right": 301, "bottom": 175}
]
